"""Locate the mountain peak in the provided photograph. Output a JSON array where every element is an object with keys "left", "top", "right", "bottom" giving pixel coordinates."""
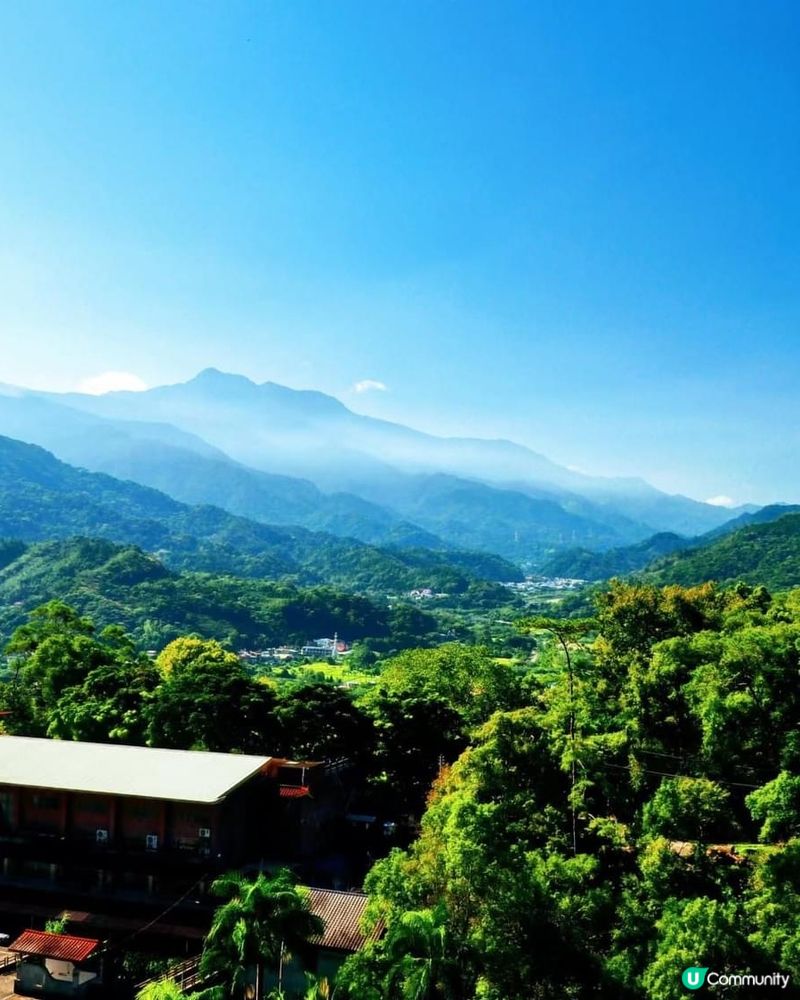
[{"left": 188, "top": 368, "right": 257, "bottom": 388}]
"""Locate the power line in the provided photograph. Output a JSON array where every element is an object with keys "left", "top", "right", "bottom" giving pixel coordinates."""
[{"left": 595, "top": 757, "right": 761, "bottom": 790}]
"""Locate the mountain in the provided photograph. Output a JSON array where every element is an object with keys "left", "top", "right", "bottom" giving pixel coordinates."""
[
  {"left": 0, "top": 381, "right": 647, "bottom": 565},
  {"left": 540, "top": 504, "right": 800, "bottom": 582},
  {"left": 46, "top": 370, "right": 749, "bottom": 537},
  {"left": 644, "top": 511, "right": 800, "bottom": 590},
  {"left": 0, "top": 435, "right": 522, "bottom": 595},
  {"left": 2, "top": 370, "right": 754, "bottom": 559},
  {"left": 539, "top": 532, "right": 695, "bottom": 581},
  {"left": 0, "top": 392, "right": 437, "bottom": 548},
  {"left": 0, "top": 537, "right": 438, "bottom": 649},
  {"left": 702, "top": 503, "right": 800, "bottom": 539}
]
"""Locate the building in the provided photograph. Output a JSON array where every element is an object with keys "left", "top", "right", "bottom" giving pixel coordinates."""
[
  {"left": 9, "top": 930, "right": 103, "bottom": 997},
  {"left": 0, "top": 736, "right": 278, "bottom": 865}
]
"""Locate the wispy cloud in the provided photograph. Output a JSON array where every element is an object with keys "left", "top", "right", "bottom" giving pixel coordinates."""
[
  {"left": 78, "top": 371, "right": 148, "bottom": 395},
  {"left": 705, "top": 494, "right": 736, "bottom": 508},
  {"left": 353, "top": 379, "right": 388, "bottom": 394}
]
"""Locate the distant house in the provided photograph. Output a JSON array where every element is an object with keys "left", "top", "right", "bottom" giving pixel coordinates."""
[{"left": 9, "top": 930, "right": 103, "bottom": 997}]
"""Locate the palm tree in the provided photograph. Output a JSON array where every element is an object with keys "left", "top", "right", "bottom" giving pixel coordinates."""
[
  {"left": 136, "top": 981, "right": 190, "bottom": 1000},
  {"left": 383, "top": 905, "right": 458, "bottom": 1000},
  {"left": 200, "top": 869, "right": 324, "bottom": 998},
  {"left": 136, "top": 978, "right": 224, "bottom": 1000}
]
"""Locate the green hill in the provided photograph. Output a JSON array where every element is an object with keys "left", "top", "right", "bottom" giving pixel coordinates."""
[
  {"left": 539, "top": 531, "right": 693, "bottom": 580},
  {"left": 0, "top": 537, "right": 437, "bottom": 649},
  {"left": 0, "top": 434, "right": 522, "bottom": 596},
  {"left": 645, "top": 511, "right": 800, "bottom": 589}
]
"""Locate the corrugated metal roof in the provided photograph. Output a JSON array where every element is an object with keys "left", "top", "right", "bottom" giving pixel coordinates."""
[
  {"left": 10, "top": 930, "right": 99, "bottom": 962},
  {"left": 0, "top": 736, "right": 271, "bottom": 804},
  {"left": 307, "top": 888, "right": 382, "bottom": 953}
]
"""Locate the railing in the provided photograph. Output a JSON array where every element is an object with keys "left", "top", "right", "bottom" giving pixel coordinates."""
[
  {"left": 134, "top": 955, "right": 210, "bottom": 994},
  {"left": 0, "top": 953, "right": 18, "bottom": 973}
]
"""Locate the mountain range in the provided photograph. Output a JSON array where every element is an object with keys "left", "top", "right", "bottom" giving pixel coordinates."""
[
  {"left": 0, "top": 434, "right": 519, "bottom": 597},
  {"left": 0, "top": 370, "right": 758, "bottom": 568}
]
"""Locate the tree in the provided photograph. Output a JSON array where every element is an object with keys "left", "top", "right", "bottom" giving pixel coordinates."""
[
  {"left": 641, "top": 777, "right": 730, "bottom": 844},
  {"left": 148, "top": 639, "right": 275, "bottom": 752},
  {"left": 747, "top": 773, "right": 800, "bottom": 842},
  {"left": 517, "top": 616, "right": 595, "bottom": 853},
  {"left": 272, "top": 681, "right": 375, "bottom": 762},
  {"left": 200, "top": 870, "right": 323, "bottom": 998},
  {"left": 48, "top": 659, "right": 160, "bottom": 743},
  {"left": 642, "top": 897, "right": 749, "bottom": 1000},
  {"left": 382, "top": 906, "right": 458, "bottom": 1000}
]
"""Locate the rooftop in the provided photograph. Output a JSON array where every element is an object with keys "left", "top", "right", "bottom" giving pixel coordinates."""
[
  {"left": 307, "top": 888, "right": 383, "bottom": 953},
  {"left": 0, "top": 736, "right": 272, "bottom": 804},
  {"left": 9, "top": 930, "right": 99, "bottom": 963}
]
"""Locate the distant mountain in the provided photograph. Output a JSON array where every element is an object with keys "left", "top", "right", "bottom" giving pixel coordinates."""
[
  {"left": 540, "top": 504, "right": 800, "bottom": 582},
  {"left": 702, "top": 503, "right": 800, "bottom": 539},
  {"left": 540, "top": 532, "right": 695, "bottom": 581},
  {"left": 0, "top": 371, "right": 767, "bottom": 572},
  {"left": 0, "top": 382, "right": 642, "bottom": 565},
  {"left": 0, "top": 392, "right": 437, "bottom": 548},
  {"left": 0, "top": 435, "right": 522, "bottom": 595},
  {"left": 644, "top": 511, "right": 800, "bottom": 589},
  {"left": 31, "top": 369, "right": 749, "bottom": 539}
]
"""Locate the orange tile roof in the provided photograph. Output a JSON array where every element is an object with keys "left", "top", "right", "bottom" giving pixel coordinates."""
[{"left": 10, "top": 930, "right": 99, "bottom": 963}]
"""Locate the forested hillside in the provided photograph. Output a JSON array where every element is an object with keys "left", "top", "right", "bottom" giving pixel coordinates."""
[
  {"left": 646, "top": 511, "right": 800, "bottom": 589},
  {"left": 540, "top": 531, "right": 693, "bottom": 580},
  {"left": 0, "top": 435, "right": 522, "bottom": 596},
  {"left": 337, "top": 581, "right": 800, "bottom": 999},
  {"left": 0, "top": 538, "right": 442, "bottom": 648}
]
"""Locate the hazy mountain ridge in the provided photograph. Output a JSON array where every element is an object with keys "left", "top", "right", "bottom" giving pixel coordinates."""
[
  {"left": 0, "top": 435, "right": 522, "bottom": 594},
  {"left": 0, "top": 370, "right": 759, "bottom": 564},
  {"left": 542, "top": 505, "right": 800, "bottom": 582}
]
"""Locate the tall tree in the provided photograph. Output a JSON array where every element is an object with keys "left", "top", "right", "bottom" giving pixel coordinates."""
[{"left": 200, "top": 870, "right": 323, "bottom": 998}]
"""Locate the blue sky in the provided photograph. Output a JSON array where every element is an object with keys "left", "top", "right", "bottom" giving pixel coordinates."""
[{"left": 1, "top": 1, "right": 799, "bottom": 504}]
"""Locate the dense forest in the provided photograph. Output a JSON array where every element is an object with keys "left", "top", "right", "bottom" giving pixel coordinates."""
[{"left": 4, "top": 577, "right": 800, "bottom": 998}]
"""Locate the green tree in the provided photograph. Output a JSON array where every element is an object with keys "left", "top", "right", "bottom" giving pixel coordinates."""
[
  {"left": 747, "top": 772, "right": 800, "bottom": 842},
  {"left": 382, "top": 906, "right": 458, "bottom": 1000},
  {"left": 148, "top": 639, "right": 275, "bottom": 751},
  {"left": 200, "top": 870, "right": 323, "bottom": 998},
  {"left": 641, "top": 777, "right": 730, "bottom": 844}
]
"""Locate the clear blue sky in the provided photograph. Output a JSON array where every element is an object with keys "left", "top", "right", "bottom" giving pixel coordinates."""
[{"left": 1, "top": 1, "right": 798, "bottom": 504}]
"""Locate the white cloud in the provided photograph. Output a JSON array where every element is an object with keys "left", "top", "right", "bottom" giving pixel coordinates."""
[
  {"left": 353, "top": 379, "right": 388, "bottom": 394},
  {"left": 705, "top": 494, "right": 736, "bottom": 508},
  {"left": 78, "top": 371, "right": 148, "bottom": 395}
]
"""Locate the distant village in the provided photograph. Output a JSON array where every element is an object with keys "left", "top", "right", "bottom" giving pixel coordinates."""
[{"left": 236, "top": 634, "right": 351, "bottom": 666}]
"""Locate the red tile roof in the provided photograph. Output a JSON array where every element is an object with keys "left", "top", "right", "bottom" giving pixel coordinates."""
[
  {"left": 10, "top": 930, "right": 99, "bottom": 963},
  {"left": 306, "top": 888, "right": 383, "bottom": 953},
  {"left": 279, "top": 785, "right": 311, "bottom": 798}
]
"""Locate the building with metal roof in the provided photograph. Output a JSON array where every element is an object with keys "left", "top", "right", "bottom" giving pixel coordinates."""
[
  {"left": 0, "top": 736, "right": 272, "bottom": 803},
  {"left": 306, "top": 887, "right": 382, "bottom": 953},
  {"left": 9, "top": 930, "right": 103, "bottom": 997},
  {"left": 9, "top": 931, "right": 99, "bottom": 964},
  {"left": 0, "top": 736, "right": 277, "bottom": 866}
]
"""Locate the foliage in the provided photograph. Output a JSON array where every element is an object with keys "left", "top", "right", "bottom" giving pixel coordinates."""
[{"left": 200, "top": 870, "right": 323, "bottom": 995}]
